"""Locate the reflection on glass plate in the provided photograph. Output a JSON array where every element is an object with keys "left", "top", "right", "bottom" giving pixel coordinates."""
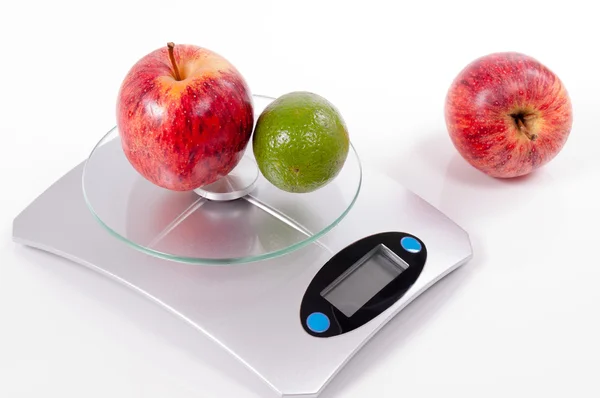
[{"left": 82, "top": 95, "right": 362, "bottom": 265}]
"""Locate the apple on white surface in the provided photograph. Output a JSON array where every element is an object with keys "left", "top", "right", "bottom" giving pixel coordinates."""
[{"left": 445, "top": 52, "right": 573, "bottom": 178}]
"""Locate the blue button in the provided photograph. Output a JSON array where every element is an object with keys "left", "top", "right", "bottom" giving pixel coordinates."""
[
  {"left": 401, "top": 237, "right": 422, "bottom": 253},
  {"left": 307, "top": 312, "right": 330, "bottom": 333}
]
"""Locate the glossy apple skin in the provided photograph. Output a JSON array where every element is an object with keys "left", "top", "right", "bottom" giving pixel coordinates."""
[
  {"left": 445, "top": 52, "right": 572, "bottom": 178},
  {"left": 117, "top": 44, "right": 254, "bottom": 191}
]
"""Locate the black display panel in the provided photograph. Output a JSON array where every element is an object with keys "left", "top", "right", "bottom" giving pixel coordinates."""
[{"left": 300, "top": 232, "right": 427, "bottom": 338}]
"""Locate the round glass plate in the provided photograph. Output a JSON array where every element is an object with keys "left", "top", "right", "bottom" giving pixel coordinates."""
[{"left": 82, "top": 94, "right": 362, "bottom": 265}]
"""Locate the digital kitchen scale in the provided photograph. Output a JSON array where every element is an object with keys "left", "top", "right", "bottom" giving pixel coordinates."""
[{"left": 12, "top": 95, "right": 473, "bottom": 397}]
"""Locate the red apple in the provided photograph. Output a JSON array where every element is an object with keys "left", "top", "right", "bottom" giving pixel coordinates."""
[
  {"left": 116, "top": 42, "right": 254, "bottom": 191},
  {"left": 445, "top": 52, "right": 573, "bottom": 178}
]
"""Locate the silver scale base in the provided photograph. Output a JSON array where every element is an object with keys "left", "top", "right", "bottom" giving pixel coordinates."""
[
  {"left": 12, "top": 97, "right": 472, "bottom": 397},
  {"left": 12, "top": 158, "right": 472, "bottom": 397}
]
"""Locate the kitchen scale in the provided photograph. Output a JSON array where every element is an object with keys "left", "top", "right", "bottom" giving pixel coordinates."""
[{"left": 12, "top": 94, "right": 473, "bottom": 397}]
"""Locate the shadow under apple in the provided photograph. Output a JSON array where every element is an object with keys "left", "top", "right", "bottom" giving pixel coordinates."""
[
  {"left": 438, "top": 145, "right": 557, "bottom": 228},
  {"left": 378, "top": 130, "right": 558, "bottom": 228}
]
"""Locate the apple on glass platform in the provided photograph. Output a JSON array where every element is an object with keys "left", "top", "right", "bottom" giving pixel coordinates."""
[{"left": 117, "top": 42, "right": 255, "bottom": 191}]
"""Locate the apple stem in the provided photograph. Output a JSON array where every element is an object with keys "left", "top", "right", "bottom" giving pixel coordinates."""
[
  {"left": 167, "top": 42, "right": 182, "bottom": 81},
  {"left": 516, "top": 117, "right": 538, "bottom": 141}
]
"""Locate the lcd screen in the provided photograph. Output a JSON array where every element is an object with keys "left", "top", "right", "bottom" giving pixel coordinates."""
[{"left": 321, "top": 244, "right": 409, "bottom": 317}]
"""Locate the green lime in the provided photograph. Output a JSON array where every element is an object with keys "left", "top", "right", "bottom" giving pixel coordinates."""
[{"left": 252, "top": 92, "right": 350, "bottom": 193}]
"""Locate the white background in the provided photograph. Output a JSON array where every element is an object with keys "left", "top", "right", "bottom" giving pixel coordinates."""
[{"left": 1, "top": 1, "right": 599, "bottom": 397}]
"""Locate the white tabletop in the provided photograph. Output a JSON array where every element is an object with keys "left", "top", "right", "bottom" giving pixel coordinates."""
[{"left": 1, "top": 1, "right": 599, "bottom": 397}]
